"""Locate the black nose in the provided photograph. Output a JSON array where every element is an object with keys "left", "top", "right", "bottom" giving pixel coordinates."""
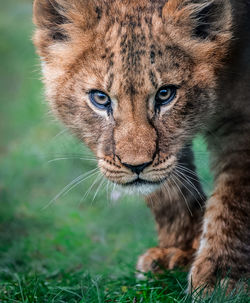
[{"left": 123, "top": 162, "right": 152, "bottom": 174}]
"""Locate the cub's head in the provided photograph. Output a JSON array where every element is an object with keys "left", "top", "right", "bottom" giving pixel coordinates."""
[{"left": 33, "top": 0, "right": 232, "bottom": 193}]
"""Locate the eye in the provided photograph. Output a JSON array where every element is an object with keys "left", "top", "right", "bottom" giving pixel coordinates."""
[
  {"left": 155, "top": 85, "right": 177, "bottom": 107},
  {"left": 89, "top": 90, "right": 111, "bottom": 110}
]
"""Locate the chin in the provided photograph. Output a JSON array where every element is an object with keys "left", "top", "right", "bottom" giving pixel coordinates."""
[{"left": 117, "top": 178, "right": 164, "bottom": 196}]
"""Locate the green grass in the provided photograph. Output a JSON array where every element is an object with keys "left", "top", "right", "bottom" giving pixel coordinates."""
[{"left": 0, "top": 1, "right": 249, "bottom": 302}]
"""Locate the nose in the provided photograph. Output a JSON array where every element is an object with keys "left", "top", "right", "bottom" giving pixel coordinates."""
[{"left": 123, "top": 162, "right": 152, "bottom": 175}]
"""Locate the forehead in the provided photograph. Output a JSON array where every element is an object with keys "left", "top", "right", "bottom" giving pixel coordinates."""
[{"left": 84, "top": 4, "right": 194, "bottom": 95}]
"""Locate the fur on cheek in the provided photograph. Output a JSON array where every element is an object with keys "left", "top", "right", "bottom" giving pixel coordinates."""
[{"left": 191, "top": 64, "right": 216, "bottom": 88}]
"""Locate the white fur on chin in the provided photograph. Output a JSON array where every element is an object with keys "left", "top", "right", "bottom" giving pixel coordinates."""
[{"left": 118, "top": 183, "right": 160, "bottom": 196}]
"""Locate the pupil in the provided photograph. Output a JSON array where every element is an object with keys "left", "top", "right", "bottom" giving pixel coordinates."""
[
  {"left": 160, "top": 90, "right": 169, "bottom": 98},
  {"left": 96, "top": 93, "right": 109, "bottom": 104},
  {"left": 98, "top": 94, "right": 106, "bottom": 100}
]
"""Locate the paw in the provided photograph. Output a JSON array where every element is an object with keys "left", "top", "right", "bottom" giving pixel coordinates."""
[
  {"left": 189, "top": 257, "right": 216, "bottom": 293},
  {"left": 136, "top": 247, "right": 195, "bottom": 279},
  {"left": 189, "top": 256, "right": 247, "bottom": 294}
]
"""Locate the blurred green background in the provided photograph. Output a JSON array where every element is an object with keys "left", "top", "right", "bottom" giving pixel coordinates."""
[{"left": 0, "top": 1, "right": 220, "bottom": 302}]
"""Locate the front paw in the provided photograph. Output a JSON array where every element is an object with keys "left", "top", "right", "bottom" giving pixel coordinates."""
[
  {"left": 189, "top": 255, "right": 247, "bottom": 295},
  {"left": 189, "top": 256, "right": 217, "bottom": 293},
  {"left": 136, "top": 247, "right": 195, "bottom": 279}
]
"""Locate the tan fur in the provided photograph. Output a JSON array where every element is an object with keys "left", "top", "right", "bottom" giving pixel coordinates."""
[{"left": 33, "top": 0, "right": 250, "bottom": 293}]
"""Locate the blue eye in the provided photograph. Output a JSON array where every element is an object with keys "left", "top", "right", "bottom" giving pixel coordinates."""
[
  {"left": 89, "top": 90, "right": 111, "bottom": 110},
  {"left": 155, "top": 85, "right": 177, "bottom": 107}
]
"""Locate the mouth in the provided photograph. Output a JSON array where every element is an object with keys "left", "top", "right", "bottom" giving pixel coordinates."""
[
  {"left": 121, "top": 177, "right": 167, "bottom": 187},
  {"left": 117, "top": 177, "right": 168, "bottom": 195}
]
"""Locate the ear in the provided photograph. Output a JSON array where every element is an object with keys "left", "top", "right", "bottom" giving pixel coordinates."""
[
  {"left": 162, "top": 0, "right": 232, "bottom": 41},
  {"left": 33, "top": 0, "right": 69, "bottom": 41},
  {"left": 34, "top": 0, "right": 101, "bottom": 42},
  {"left": 33, "top": 0, "right": 100, "bottom": 57}
]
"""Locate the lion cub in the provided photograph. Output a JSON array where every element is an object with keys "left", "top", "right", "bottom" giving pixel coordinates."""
[{"left": 33, "top": 0, "right": 250, "bottom": 292}]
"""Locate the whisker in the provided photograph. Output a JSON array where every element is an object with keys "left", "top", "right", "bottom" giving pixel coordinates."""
[
  {"left": 47, "top": 152, "right": 96, "bottom": 158},
  {"left": 176, "top": 164, "right": 200, "bottom": 177},
  {"left": 177, "top": 164, "right": 211, "bottom": 186},
  {"left": 161, "top": 179, "right": 173, "bottom": 205},
  {"left": 167, "top": 174, "right": 182, "bottom": 207},
  {"left": 177, "top": 163, "right": 207, "bottom": 181},
  {"left": 176, "top": 165, "right": 200, "bottom": 181},
  {"left": 61, "top": 170, "right": 99, "bottom": 199},
  {"left": 175, "top": 168, "right": 205, "bottom": 201},
  {"left": 106, "top": 180, "right": 112, "bottom": 202},
  {"left": 171, "top": 174, "right": 193, "bottom": 216},
  {"left": 48, "top": 157, "right": 97, "bottom": 163},
  {"left": 173, "top": 170, "right": 203, "bottom": 211},
  {"left": 92, "top": 175, "right": 106, "bottom": 203},
  {"left": 81, "top": 173, "right": 103, "bottom": 204},
  {"left": 112, "top": 182, "right": 116, "bottom": 193},
  {"left": 43, "top": 168, "right": 99, "bottom": 210},
  {"left": 50, "top": 129, "right": 68, "bottom": 141}
]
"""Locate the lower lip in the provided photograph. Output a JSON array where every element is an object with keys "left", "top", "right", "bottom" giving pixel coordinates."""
[{"left": 122, "top": 178, "right": 165, "bottom": 187}]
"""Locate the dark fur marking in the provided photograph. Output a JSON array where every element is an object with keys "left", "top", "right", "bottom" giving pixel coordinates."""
[
  {"left": 51, "top": 30, "right": 68, "bottom": 41},
  {"left": 149, "top": 70, "right": 158, "bottom": 89},
  {"left": 95, "top": 7, "right": 102, "bottom": 20},
  {"left": 107, "top": 73, "right": 114, "bottom": 92},
  {"left": 158, "top": 49, "right": 163, "bottom": 57},
  {"left": 150, "top": 51, "right": 156, "bottom": 64},
  {"left": 49, "top": 2, "right": 69, "bottom": 26}
]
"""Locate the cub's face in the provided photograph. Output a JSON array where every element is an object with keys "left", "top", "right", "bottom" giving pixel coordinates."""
[{"left": 33, "top": 0, "right": 232, "bottom": 192}]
